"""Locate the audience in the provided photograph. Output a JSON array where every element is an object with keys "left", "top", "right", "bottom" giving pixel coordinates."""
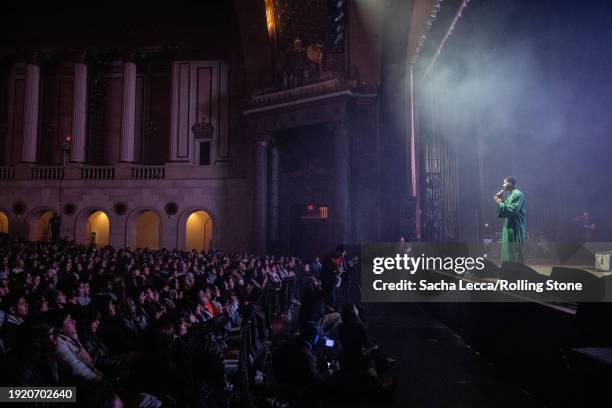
[
  {"left": 0, "top": 236, "right": 394, "bottom": 407},
  {"left": 299, "top": 276, "right": 341, "bottom": 335},
  {"left": 0, "top": 237, "right": 300, "bottom": 407},
  {"left": 272, "top": 321, "right": 327, "bottom": 406}
]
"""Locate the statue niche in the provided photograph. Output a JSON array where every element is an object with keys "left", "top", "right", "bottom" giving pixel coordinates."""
[
  {"left": 277, "top": 36, "right": 331, "bottom": 88},
  {"left": 192, "top": 116, "right": 215, "bottom": 139}
]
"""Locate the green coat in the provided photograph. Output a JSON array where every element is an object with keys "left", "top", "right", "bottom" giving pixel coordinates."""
[{"left": 496, "top": 189, "right": 526, "bottom": 263}]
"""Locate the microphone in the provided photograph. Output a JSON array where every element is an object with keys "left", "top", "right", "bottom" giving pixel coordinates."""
[{"left": 496, "top": 189, "right": 505, "bottom": 196}]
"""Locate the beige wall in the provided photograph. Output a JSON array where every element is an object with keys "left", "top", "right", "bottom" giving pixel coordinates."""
[
  {"left": 29, "top": 210, "right": 53, "bottom": 241},
  {"left": 0, "top": 177, "right": 251, "bottom": 252},
  {"left": 135, "top": 210, "right": 161, "bottom": 250}
]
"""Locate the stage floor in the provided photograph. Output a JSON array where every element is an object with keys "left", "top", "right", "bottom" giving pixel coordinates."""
[{"left": 361, "top": 303, "right": 543, "bottom": 407}]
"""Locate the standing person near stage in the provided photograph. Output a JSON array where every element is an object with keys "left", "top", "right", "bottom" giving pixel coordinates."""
[
  {"left": 49, "top": 214, "right": 62, "bottom": 242},
  {"left": 320, "top": 245, "right": 346, "bottom": 310},
  {"left": 573, "top": 210, "right": 596, "bottom": 241},
  {"left": 494, "top": 177, "right": 526, "bottom": 263}
]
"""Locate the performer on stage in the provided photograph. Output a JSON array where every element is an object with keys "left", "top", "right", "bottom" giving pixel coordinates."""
[
  {"left": 573, "top": 210, "right": 595, "bottom": 241},
  {"left": 494, "top": 177, "right": 526, "bottom": 263}
]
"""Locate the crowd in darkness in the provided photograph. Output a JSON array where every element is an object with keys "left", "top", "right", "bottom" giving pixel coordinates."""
[
  {"left": 0, "top": 237, "right": 299, "bottom": 407},
  {"left": 0, "top": 236, "right": 395, "bottom": 407}
]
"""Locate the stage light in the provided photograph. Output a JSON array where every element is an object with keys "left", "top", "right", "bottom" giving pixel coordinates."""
[{"left": 264, "top": 0, "right": 275, "bottom": 39}]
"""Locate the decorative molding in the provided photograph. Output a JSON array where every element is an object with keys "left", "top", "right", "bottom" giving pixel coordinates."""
[
  {"left": 12, "top": 200, "right": 26, "bottom": 216},
  {"left": 113, "top": 201, "right": 128, "bottom": 216},
  {"left": 165, "top": 202, "right": 178, "bottom": 216},
  {"left": 63, "top": 203, "right": 77, "bottom": 216},
  {"left": 249, "top": 78, "right": 343, "bottom": 108}
]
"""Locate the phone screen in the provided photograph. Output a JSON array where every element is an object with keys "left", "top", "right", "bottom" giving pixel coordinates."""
[{"left": 325, "top": 338, "right": 335, "bottom": 347}]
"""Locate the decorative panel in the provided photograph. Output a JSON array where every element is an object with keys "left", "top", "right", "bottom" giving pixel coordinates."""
[
  {"left": 103, "top": 77, "right": 122, "bottom": 164},
  {"left": 169, "top": 61, "right": 230, "bottom": 165},
  {"left": 8, "top": 71, "right": 25, "bottom": 166},
  {"left": 177, "top": 62, "right": 190, "bottom": 159},
  {"left": 218, "top": 62, "right": 230, "bottom": 160},
  {"left": 56, "top": 76, "right": 74, "bottom": 163},
  {"left": 135, "top": 75, "right": 145, "bottom": 163}
]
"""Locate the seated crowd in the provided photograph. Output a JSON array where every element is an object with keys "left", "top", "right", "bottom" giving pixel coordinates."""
[
  {"left": 0, "top": 237, "right": 297, "bottom": 407},
  {"left": 0, "top": 237, "right": 394, "bottom": 407}
]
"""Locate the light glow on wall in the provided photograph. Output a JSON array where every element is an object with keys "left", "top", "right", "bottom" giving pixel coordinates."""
[
  {"left": 264, "top": 0, "right": 276, "bottom": 39},
  {"left": 33, "top": 210, "right": 54, "bottom": 241},
  {"left": 0, "top": 211, "right": 8, "bottom": 234},
  {"left": 87, "top": 211, "right": 110, "bottom": 246},
  {"left": 135, "top": 210, "right": 161, "bottom": 250},
  {"left": 186, "top": 210, "right": 212, "bottom": 251}
]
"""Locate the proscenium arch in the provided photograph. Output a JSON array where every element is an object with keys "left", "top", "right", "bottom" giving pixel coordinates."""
[
  {"left": 177, "top": 207, "right": 216, "bottom": 252},
  {"left": 25, "top": 207, "right": 57, "bottom": 241},
  {"left": 125, "top": 207, "right": 162, "bottom": 250},
  {"left": 74, "top": 207, "right": 112, "bottom": 246}
]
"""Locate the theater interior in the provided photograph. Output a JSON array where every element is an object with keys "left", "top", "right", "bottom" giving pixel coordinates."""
[{"left": 1, "top": 0, "right": 612, "bottom": 407}]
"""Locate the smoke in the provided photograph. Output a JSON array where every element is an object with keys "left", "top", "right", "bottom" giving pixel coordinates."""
[{"left": 416, "top": 0, "right": 612, "bottom": 239}]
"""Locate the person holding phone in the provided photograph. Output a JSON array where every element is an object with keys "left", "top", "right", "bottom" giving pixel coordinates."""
[{"left": 338, "top": 303, "right": 394, "bottom": 375}]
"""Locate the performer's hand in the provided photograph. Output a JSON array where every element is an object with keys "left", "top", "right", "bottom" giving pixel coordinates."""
[{"left": 495, "top": 197, "right": 503, "bottom": 204}]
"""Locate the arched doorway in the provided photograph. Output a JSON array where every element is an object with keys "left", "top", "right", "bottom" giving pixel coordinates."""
[
  {"left": 0, "top": 211, "right": 8, "bottom": 234},
  {"left": 29, "top": 210, "right": 54, "bottom": 241},
  {"left": 185, "top": 210, "right": 212, "bottom": 251},
  {"left": 135, "top": 210, "right": 161, "bottom": 250},
  {"left": 87, "top": 211, "right": 110, "bottom": 247}
]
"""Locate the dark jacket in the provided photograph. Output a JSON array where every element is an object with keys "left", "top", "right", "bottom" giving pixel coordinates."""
[
  {"left": 3, "top": 350, "right": 60, "bottom": 386},
  {"left": 273, "top": 338, "right": 321, "bottom": 388}
]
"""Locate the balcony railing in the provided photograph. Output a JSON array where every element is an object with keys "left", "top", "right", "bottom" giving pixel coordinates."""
[
  {"left": 0, "top": 167, "right": 15, "bottom": 180},
  {"left": 81, "top": 166, "right": 115, "bottom": 180},
  {"left": 30, "top": 166, "right": 64, "bottom": 180},
  {"left": 0, "top": 164, "right": 234, "bottom": 182},
  {"left": 130, "top": 166, "right": 165, "bottom": 180}
]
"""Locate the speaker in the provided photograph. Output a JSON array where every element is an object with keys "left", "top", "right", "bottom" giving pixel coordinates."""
[
  {"left": 474, "top": 258, "right": 502, "bottom": 279},
  {"left": 501, "top": 262, "right": 547, "bottom": 283},
  {"left": 554, "top": 242, "right": 594, "bottom": 265},
  {"left": 551, "top": 266, "right": 604, "bottom": 302},
  {"left": 551, "top": 266, "right": 598, "bottom": 282}
]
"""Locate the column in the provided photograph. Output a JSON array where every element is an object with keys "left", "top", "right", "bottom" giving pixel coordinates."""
[
  {"left": 269, "top": 144, "right": 280, "bottom": 243},
  {"left": 22, "top": 63, "right": 40, "bottom": 163},
  {"left": 254, "top": 137, "right": 269, "bottom": 253},
  {"left": 71, "top": 61, "right": 88, "bottom": 162},
  {"left": 120, "top": 60, "right": 137, "bottom": 162},
  {"left": 334, "top": 121, "right": 351, "bottom": 245}
]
